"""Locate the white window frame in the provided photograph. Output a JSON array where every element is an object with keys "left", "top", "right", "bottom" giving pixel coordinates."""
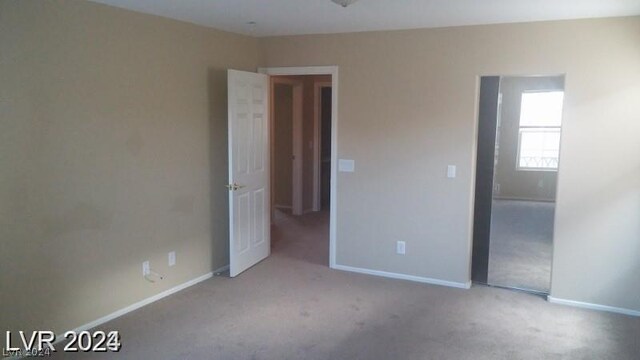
[
  {"left": 516, "top": 128, "right": 561, "bottom": 172},
  {"left": 516, "top": 90, "right": 563, "bottom": 172}
]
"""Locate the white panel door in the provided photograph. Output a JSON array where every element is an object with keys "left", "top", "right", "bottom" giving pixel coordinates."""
[{"left": 228, "top": 69, "right": 270, "bottom": 277}]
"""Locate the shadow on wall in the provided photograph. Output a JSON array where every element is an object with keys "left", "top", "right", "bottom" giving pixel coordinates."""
[
  {"left": 553, "top": 165, "right": 640, "bottom": 310},
  {"left": 208, "top": 68, "right": 230, "bottom": 270}
]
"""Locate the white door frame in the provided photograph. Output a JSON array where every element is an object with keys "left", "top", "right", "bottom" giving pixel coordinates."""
[
  {"left": 313, "top": 81, "right": 332, "bottom": 212},
  {"left": 259, "top": 66, "right": 339, "bottom": 268},
  {"left": 270, "top": 76, "right": 304, "bottom": 216}
]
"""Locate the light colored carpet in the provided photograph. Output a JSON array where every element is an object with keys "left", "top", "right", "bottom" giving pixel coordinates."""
[
  {"left": 488, "top": 200, "right": 554, "bottom": 293},
  {"left": 53, "top": 210, "right": 639, "bottom": 359}
]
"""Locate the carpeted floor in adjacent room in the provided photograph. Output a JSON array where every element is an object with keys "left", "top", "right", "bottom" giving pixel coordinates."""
[{"left": 488, "top": 199, "right": 555, "bottom": 293}]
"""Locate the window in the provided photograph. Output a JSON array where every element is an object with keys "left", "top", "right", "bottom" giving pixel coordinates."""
[{"left": 517, "top": 91, "right": 564, "bottom": 171}]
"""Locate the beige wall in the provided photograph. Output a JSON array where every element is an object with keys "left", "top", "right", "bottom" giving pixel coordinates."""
[
  {"left": 273, "top": 83, "right": 294, "bottom": 207},
  {"left": 0, "top": 0, "right": 262, "bottom": 336},
  {"left": 262, "top": 17, "right": 640, "bottom": 311}
]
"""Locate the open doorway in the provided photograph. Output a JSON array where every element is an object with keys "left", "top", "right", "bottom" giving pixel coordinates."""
[
  {"left": 271, "top": 77, "right": 303, "bottom": 215},
  {"left": 267, "top": 70, "right": 335, "bottom": 267},
  {"left": 472, "top": 75, "right": 565, "bottom": 295}
]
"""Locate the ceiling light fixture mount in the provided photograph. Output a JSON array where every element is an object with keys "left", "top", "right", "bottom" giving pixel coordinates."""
[{"left": 331, "top": 0, "right": 359, "bottom": 8}]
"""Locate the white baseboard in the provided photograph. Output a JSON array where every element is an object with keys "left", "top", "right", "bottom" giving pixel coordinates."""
[
  {"left": 332, "top": 264, "right": 471, "bottom": 289},
  {"left": 547, "top": 296, "right": 640, "bottom": 317},
  {"left": 52, "top": 265, "right": 228, "bottom": 345}
]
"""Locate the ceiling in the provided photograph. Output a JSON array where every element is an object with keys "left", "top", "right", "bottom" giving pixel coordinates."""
[{"left": 91, "top": 0, "right": 640, "bottom": 37}]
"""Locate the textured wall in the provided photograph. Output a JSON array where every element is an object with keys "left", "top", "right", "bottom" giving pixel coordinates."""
[{"left": 0, "top": 0, "right": 262, "bottom": 335}]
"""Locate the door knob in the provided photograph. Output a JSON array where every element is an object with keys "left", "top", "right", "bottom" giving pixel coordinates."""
[{"left": 225, "top": 183, "right": 246, "bottom": 191}]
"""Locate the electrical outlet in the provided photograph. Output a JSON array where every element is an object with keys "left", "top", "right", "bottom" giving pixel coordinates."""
[
  {"left": 396, "top": 241, "right": 406, "bottom": 255},
  {"left": 142, "top": 261, "right": 150, "bottom": 277},
  {"left": 168, "top": 251, "right": 176, "bottom": 267}
]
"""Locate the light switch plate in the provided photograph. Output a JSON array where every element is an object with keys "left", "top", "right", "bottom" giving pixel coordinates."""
[
  {"left": 447, "top": 165, "right": 457, "bottom": 178},
  {"left": 142, "top": 261, "right": 150, "bottom": 277},
  {"left": 338, "top": 159, "right": 355, "bottom": 172},
  {"left": 396, "top": 241, "right": 406, "bottom": 255}
]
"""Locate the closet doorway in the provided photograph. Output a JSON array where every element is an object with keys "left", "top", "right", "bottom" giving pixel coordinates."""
[{"left": 472, "top": 75, "right": 565, "bottom": 294}]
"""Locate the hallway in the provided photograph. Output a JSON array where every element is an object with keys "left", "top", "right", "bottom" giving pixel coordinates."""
[{"left": 271, "top": 209, "right": 330, "bottom": 267}]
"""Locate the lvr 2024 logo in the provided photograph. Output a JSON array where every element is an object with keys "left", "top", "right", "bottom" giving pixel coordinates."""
[{"left": 4, "top": 330, "right": 121, "bottom": 356}]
